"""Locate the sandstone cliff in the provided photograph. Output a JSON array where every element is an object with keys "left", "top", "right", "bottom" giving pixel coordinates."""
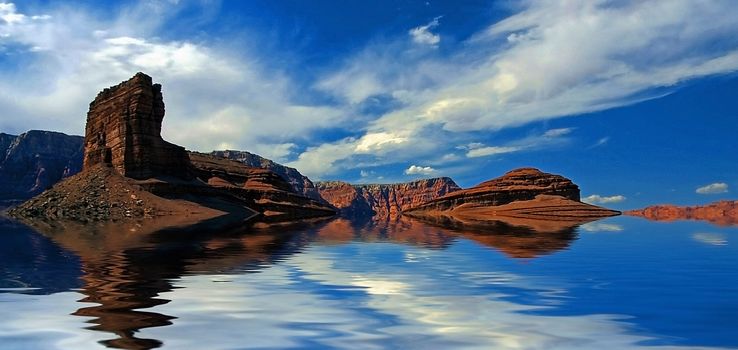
[
  {"left": 625, "top": 201, "right": 738, "bottom": 226},
  {"left": 316, "top": 177, "right": 461, "bottom": 219},
  {"left": 208, "top": 150, "right": 323, "bottom": 201},
  {"left": 83, "top": 72, "right": 191, "bottom": 179},
  {"left": 0, "top": 131, "right": 83, "bottom": 200},
  {"left": 405, "top": 168, "right": 619, "bottom": 226},
  {"left": 9, "top": 73, "right": 335, "bottom": 226}
]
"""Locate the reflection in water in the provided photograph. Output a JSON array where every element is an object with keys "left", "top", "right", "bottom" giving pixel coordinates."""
[
  {"left": 3, "top": 214, "right": 736, "bottom": 349},
  {"left": 11, "top": 215, "right": 581, "bottom": 349}
]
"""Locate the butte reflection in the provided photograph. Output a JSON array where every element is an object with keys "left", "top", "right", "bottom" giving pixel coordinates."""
[{"left": 17, "top": 213, "right": 591, "bottom": 349}]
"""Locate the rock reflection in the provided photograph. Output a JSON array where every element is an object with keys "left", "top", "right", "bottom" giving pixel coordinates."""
[
  {"left": 20, "top": 219, "right": 318, "bottom": 349},
  {"left": 14, "top": 213, "right": 591, "bottom": 349}
]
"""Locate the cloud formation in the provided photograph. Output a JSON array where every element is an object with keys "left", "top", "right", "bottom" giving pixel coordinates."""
[
  {"left": 696, "top": 182, "right": 729, "bottom": 194},
  {"left": 582, "top": 194, "right": 626, "bottom": 204},
  {"left": 409, "top": 16, "right": 441, "bottom": 46},
  {"left": 405, "top": 165, "right": 435, "bottom": 175}
]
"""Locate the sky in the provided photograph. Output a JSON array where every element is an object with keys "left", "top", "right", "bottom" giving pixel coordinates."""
[{"left": 1, "top": 0, "right": 737, "bottom": 210}]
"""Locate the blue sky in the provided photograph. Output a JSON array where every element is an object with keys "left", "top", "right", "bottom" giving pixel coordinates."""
[{"left": 1, "top": 0, "right": 737, "bottom": 209}]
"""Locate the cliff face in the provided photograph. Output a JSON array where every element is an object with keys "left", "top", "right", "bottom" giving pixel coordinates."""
[
  {"left": 405, "top": 168, "right": 619, "bottom": 225},
  {"left": 408, "top": 168, "right": 580, "bottom": 212},
  {"left": 9, "top": 73, "right": 335, "bottom": 225},
  {"left": 83, "top": 72, "right": 191, "bottom": 180},
  {"left": 625, "top": 201, "right": 738, "bottom": 226},
  {"left": 316, "top": 177, "right": 461, "bottom": 219},
  {"left": 0, "top": 131, "right": 83, "bottom": 200},
  {"left": 209, "top": 150, "right": 322, "bottom": 201}
]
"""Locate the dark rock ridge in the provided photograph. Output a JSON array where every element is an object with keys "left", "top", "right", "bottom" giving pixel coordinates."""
[
  {"left": 625, "top": 201, "right": 738, "bottom": 226},
  {"left": 316, "top": 177, "right": 461, "bottom": 219},
  {"left": 83, "top": 72, "right": 191, "bottom": 180},
  {"left": 9, "top": 73, "right": 335, "bottom": 225},
  {"left": 405, "top": 168, "right": 619, "bottom": 226},
  {"left": 0, "top": 131, "right": 83, "bottom": 200},
  {"left": 209, "top": 150, "right": 323, "bottom": 201}
]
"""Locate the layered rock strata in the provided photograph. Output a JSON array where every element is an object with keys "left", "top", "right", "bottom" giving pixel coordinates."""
[
  {"left": 625, "top": 201, "right": 738, "bottom": 226},
  {"left": 210, "top": 150, "right": 323, "bottom": 201},
  {"left": 0, "top": 131, "right": 83, "bottom": 200},
  {"left": 9, "top": 73, "right": 335, "bottom": 226},
  {"left": 405, "top": 168, "right": 619, "bottom": 226},
  {"left": 316, "top": 177, "right": 461, "bottom": 219},
  {"left": 82, "top": 72, "right": 191, "bottom": 180}
]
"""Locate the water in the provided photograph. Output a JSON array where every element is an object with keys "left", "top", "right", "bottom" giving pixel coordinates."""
[{"left": 1, "top": 214, "right": 737, "bottom": 349}]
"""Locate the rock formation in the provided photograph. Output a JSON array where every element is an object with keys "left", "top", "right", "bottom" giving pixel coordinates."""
[
  {"left": 9, "top": 73, "right": 335, "bottom": 226},
  {"left": 625, "top": 201, "right": 738, "bottom": 226},
  {"left": 0, "top": 131, "right": 83, "bottom": 201},
  {"left": 82, "top": 72, "right": 191, "bottom": 180},
  {"left": 405, "top": 168, "right": 619, "bottom": 227},
  {"left": 316, "top": 177, "right": 461, "bottom": 219},
  {"left": 209, "top": 150, "right": 323, "bottom": 201}
]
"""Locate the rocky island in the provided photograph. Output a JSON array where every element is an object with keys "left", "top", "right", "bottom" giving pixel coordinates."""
[
  {"left": 8, "top": 73, "right": 335, "bottom": 227},
  {"left": 626, "top": 201, "right": 738, "bottom": 226}
]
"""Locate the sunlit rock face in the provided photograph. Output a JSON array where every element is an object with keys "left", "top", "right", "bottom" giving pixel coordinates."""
[
  {"left": 405, "top": 168, "right": 619, "bottom": 226},
  {"left": 82, "top": 72, "right": 191, "bottom": 180},
  {"left": 626, "top": 201, "right": 738, "bottom": 226},
  {"left": 316, "top": 177, "right": 462, "bottom": 219},
  {"left": 0, "top": 131, "right": 83, "bottom": 200},
  {"left": 408, "top": 168, "right": 581, "bottom": 212}
]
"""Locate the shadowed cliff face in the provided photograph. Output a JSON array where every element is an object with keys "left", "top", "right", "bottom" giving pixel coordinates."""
[
  {"left": 626, "top": 201, "right": 738, "bottom": 226},
  {"left": 316, "top": 178, "right": 462, "bottom": 219},
  {"left": 0, "top": 131, "right": 83, "bottom": 200}
]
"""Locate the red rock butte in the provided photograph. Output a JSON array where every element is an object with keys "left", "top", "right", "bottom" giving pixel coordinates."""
[{"left": 82, "top": 72, "right": 191, "bottom": 180}]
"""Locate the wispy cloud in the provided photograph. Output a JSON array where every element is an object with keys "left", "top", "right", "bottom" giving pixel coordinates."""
[
  {"left": 692, "top": 232, "right": 728, "bottom": 246},
  {"left": 409, "top": 16, "right": 442, "bottom": 46},
  {"left": 696, "top": 182, "right": 729, "bottom": 194},
  {"left": 582, "top": 194, "right": 626, "bottom": 204}
]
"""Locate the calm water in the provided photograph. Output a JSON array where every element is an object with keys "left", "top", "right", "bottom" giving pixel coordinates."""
[{"left": 1, "top": 214, "right": 737, "bottom": 350}]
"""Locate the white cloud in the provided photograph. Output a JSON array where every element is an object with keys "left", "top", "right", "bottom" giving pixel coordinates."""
[
  {"left": 302, "top": 0, "right": 738, "bottom": 178},
  {"left": 0, "top": 1, "right": 346, "bottom": 160},
  {"left": 591, "top": 137, "right": 610, "bottom": 148},
  {"left": 467, "top": 146, "right": 521, "bottom": 158},
  {"left": 405, "top": 165, "right": 436, "bottom": 175},
  {"left": 696, "top": 182, "right": 729, "bottom": 194},
  {"left": 582, "top": 194, "right": 626, "bottom": 204},
  {"left": 409, "top": 16, "right": 441, "bottom": 46}
]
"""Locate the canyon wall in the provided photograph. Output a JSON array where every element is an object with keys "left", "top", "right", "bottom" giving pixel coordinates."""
[
  {"left": 316, "top": 177, "right": 461, "bottom": 219},
  {"left": 0, "top": 131, "right": 83, "bottom": 200}
]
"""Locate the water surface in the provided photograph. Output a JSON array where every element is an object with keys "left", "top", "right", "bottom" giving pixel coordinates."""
[{"left": 1, "top": 214, "right": 736, "bottom": 349}]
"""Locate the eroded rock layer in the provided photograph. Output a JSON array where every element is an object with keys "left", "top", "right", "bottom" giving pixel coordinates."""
[
  {"left": 83, "top": 72, "right": 191, "bottom": 180},
  {"left": 407, "top": 168, "right": 580, "bottom": 212},
  {"left": 625, "top": 201, "right": 738, "bottom": 226},
  {"left": 316, "top": 177, "right": 461, "bottom": 219},
  {"left": 210, "top": 150, "right": 323, "bottom": 201},
  {"left": 0, "top": 131, "right": 83, "bottom": 200},
  {"left": 405, "top": 168, "right": 619, "bottom": 225}
]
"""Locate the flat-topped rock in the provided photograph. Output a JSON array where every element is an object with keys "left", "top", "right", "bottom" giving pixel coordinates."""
[
  {"left": 625, "top": 201, "right": 738, "bottom": 226},
  {"left": 83, "top": 72, "right": 191, "bottom": 180}
]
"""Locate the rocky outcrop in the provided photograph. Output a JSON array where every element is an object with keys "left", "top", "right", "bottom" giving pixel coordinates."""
[
  {"left": 83, "top": 72, "right": 191, "bottom": 180},
  {"left": 9, "top": 73, "right": 335, "bottom": 226},
  {"left": 210, "top": 150, "right": 323, "bottom": 201},
  {"left": 625, "top": 201, "right": 738, "bottom": 226},
  {"left": 316, "top": 177, "right": 461, "bottom": 219},
  {"left": 405, "top": 168, "right": 619, "bottom": 225},
  {"left": 0, "top": 130, "right": 83, "bottom": 200}
]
